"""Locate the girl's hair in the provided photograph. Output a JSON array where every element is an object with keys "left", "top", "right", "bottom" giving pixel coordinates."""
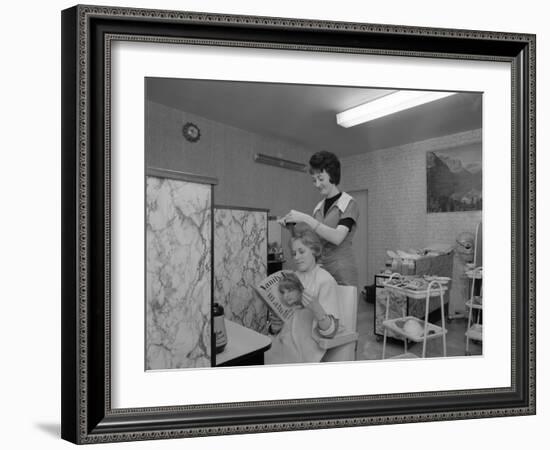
[
  {"left": 278, "top": 272, "right": 304, "bottom": 293},
  {"left": 290, "top": 224, "right": 323, "bottom": 261},
  {"left": 309, "top": 151, "right": 341, "bottom": 185}
]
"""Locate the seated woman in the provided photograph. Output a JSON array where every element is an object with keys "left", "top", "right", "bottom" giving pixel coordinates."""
[{"left": 265, "top": 227, "right": 341, "bottom": 365}]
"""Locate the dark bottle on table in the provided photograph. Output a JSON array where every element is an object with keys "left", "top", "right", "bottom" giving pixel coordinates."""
[{"left": 213, "top": 302, "right": 227, "bottom": 354}]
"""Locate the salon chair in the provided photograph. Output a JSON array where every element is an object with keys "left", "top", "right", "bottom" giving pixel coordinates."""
[{"left": 319, "top": 285, "right": 359, "bottom": 362}]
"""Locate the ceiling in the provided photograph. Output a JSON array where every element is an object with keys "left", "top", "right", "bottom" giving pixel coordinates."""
[{"left": 146, "top": 78, "right": 482, "bottom": 158}]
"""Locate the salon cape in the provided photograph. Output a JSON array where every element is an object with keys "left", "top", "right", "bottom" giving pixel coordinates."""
[{"left": 265, "top": 265, "right": 340, "bottom": 364}]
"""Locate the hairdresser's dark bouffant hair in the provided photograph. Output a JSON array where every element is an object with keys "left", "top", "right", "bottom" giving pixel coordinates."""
[
  {"left": 309, "top": 151, "right": 341, "bottom": 185},
  {"left": 289, "top": 224, "right": 323, "bottom": 261}
]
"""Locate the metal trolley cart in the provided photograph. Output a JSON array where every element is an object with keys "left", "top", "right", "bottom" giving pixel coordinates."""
[{"left": 382, "top": 273, "right": 449, "bottom": 359}]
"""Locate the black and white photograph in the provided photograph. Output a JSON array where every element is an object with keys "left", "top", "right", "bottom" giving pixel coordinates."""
[
  {"left": 51, "top": 1, "right": 540, "bottom": 447},
  {"left": 144, "top": 78, "right": 484, "bottom": 369}
]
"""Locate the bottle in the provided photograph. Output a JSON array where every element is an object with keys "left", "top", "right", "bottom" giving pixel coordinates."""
[
  {"left": 391, "top": 258, "right": 402, "bottom": 274},
  {"left": 404, "top": 259, "right": 415, "bottom": 275},
  {"left": 213, "top": 303, "right": 227, "bottom": 354}
]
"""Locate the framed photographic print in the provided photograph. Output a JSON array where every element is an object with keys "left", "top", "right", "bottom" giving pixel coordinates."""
[{"left": 61, "top": 4, "right": 536, "bottom": 444}]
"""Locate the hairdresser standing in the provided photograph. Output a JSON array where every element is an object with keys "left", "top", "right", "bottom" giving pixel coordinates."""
[{"left": 281, "top": 151, "right": 359, "bottom": 287}]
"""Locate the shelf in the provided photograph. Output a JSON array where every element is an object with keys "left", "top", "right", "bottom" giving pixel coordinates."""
[
  {"left": 465, "top": 296, "right": 483, "bottom": 310},
  {"left": 465, "top": 323, "right": 483, "bottom": 341},
  {"left": 382, "top": 316, "right": 447, "bottom": 342}
]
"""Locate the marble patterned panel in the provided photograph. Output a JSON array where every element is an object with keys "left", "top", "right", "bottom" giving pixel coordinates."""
[
  {"left": 146, "top": 176, "right": 212, "bottom": 370},
  {"left": 214, "top": 208, "right": 268, "bottom": 334}
]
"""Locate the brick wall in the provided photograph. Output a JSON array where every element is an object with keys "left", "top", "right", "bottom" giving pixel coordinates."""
[{"left": 340, "top": 129, "right": 482, "bottom": 283}]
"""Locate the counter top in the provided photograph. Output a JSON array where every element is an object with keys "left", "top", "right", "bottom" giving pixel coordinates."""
[{"left": 216, "top": 319, "right": 272, "bottom": 366}]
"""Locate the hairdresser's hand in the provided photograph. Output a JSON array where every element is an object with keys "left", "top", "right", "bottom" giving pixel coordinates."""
[
  {"left": 283, "top": 210, "right": 311, "bottom": 225},
  {"left": 277, "top": 213, "right": 295, "bottom": 227}
]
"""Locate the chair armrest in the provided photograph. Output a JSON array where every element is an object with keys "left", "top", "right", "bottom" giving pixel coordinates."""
[{"left": 317, "top": 331, "right": 358, "bottom": 350}]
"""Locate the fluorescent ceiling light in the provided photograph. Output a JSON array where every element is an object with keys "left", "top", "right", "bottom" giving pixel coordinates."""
[{"left": 336, "top": 91, "right": 457, "bottom": 128}]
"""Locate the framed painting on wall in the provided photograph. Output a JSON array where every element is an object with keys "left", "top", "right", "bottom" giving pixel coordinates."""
[{"left": 427, "top": 144, "right": 483, "bottom": 213}]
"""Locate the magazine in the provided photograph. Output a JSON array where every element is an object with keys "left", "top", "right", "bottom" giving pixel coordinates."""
[
  {"left": 255, "top": 270, "right": 359, "bottom": 347},
  {"left": 254, "top": 270, "right": 297, "bottom": 323}
]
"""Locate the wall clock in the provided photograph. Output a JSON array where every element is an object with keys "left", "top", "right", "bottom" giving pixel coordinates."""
[{"left": 182, "top": 122, "right": 201, "bottom": 143}]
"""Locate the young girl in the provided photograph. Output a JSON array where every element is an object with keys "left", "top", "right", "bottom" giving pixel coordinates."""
[{"left": 265, "top": 228, "right": 340, "bottom": 364}]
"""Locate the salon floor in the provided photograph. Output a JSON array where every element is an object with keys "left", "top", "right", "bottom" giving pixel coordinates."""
[{"left": 356, "top": 298, "right": 482, "bottom": 360}]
